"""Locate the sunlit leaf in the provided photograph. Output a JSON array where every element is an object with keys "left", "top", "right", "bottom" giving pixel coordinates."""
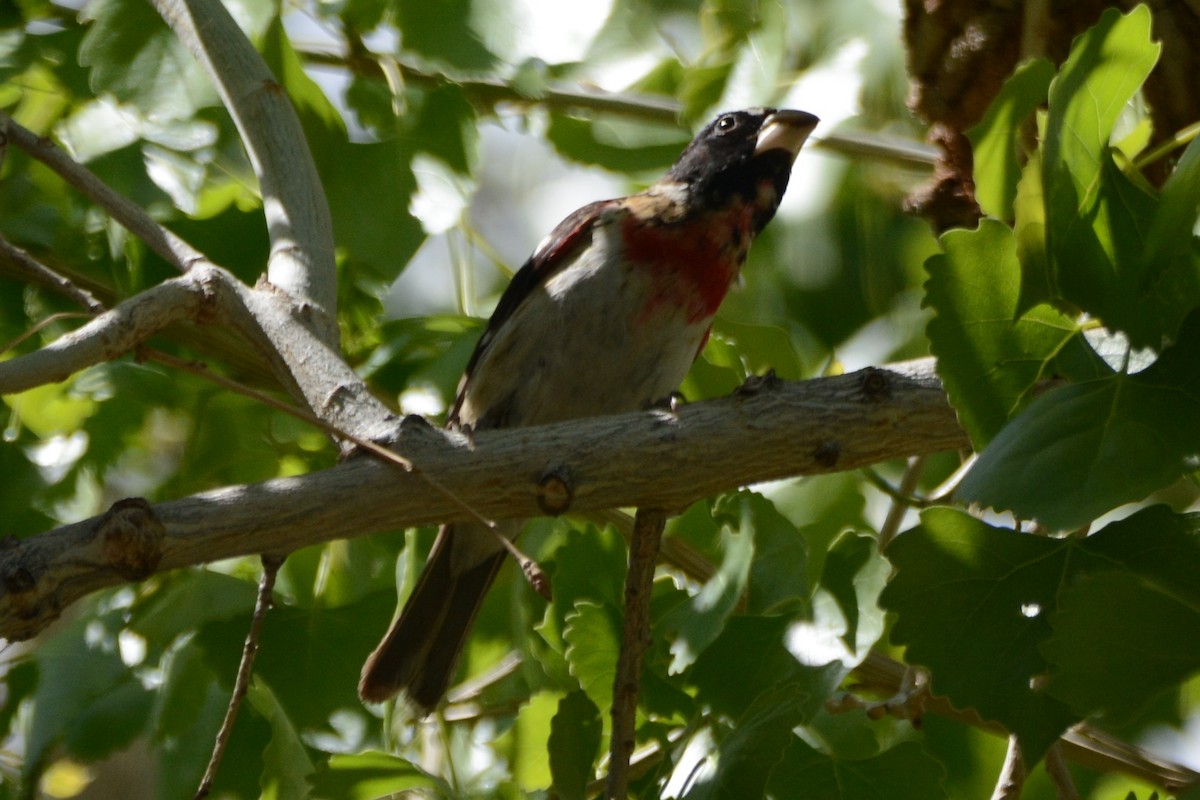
[
  {"left": 925, "top": 220, "right": 1090, "bottom": 446},
  {"left": 958, "top": 311, "right": 1200, "bottom": 530},
  {"left": 968, "top": 58, "right": 1053, "bottom": 219}
]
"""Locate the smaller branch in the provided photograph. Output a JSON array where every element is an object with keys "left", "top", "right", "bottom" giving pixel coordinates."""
[
  {"left": 0, "top": 268, "right": 223, "bottom": 395},
  {"left": 0, "top": 113, "right": 205, "bottom": 272},
  {"left": 0, "top": 235, "right": 105, "bottom": 313},
  {"left": 990, "top": 735, "right": 1025, "bottom": 800},
  {"left": 444, "top": 651, "right": 523, "bottom": 708},
  {"left": 300, "top": 48, "right": 939, "bottom": 170},
  {"left": 607, "top": 508, "right": 667, "bottom": 800},
  {"left": 195, "top": 553, "right": 285, "bottom": 800},
  {"left": 1, "top": 313, "right": 94, "bottom": 358},
  {"left": 1045, "top": 743, "right": 1080, "bottom": 800},
  {"left": 587, "top": 508, "right": 716, "bottom": 584},
  {"left": 861, "top": 467, "right": 931, "bottom": 511},
  {"left": 878, "top": 455, "right": 928, "bottom": 551}
]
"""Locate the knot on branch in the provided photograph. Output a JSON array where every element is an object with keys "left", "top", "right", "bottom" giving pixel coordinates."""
[
  {"left": 735, "top": 369, "right": 781, "bottom": 397},
  {"left": 859, "top": 367, "right": 893, "bottom": 402},
  {"left": 536, "top": 466, "right": 574, "bottom": 516},
  {"left": 814, "top": 439, "right": 841, "bottom": 468},
  {"left": 97, "top": 498, "right": 164, "bottom": 580},
  {"left": 1, "top": 536, "right": 59, "bottom": 637},
  {"left": 1, "top": 555, "right": 39, "bottom": 622}
]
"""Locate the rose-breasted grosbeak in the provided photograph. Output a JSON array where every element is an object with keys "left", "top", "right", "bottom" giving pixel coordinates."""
[{"left": 359, "top": 107, "right": 819, "bottom": 712}]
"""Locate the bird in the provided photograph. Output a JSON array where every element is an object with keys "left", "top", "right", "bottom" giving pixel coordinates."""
[{"left": 359, "top": 107, "right": 819, "bottom": 713}]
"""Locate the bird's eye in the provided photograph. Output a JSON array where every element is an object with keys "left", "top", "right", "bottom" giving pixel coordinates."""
[{"left": 716, "top": 114, "right": 738, "bottom": 133}]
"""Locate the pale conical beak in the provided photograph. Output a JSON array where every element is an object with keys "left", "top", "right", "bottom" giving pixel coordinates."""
[{"left": 754, "top": 109, "right": 819, "bottom": 160}]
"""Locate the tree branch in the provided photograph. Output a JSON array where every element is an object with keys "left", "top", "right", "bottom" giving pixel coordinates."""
[
  {"left": 151, "top": 0, "right": 338, "bottom": 336},
  {"left": 0, "top": 267, "right": 228, "bottom": 394},
  {"left": 301, "top": 47, "right": 939, "bottom": 170},
  {"left": 0, "top": 234, "right": 105, "bottom": 314},
  {"left": 0, "top": 360, "right": 962, "bottom": 641},
  {"left": 608, "top": 508, "right": 667, "bottom": 799}
]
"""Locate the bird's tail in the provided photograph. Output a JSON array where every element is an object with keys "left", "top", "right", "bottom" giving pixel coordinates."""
[{"left": 358, "top": 522, "right": 508, "bottom": 713}]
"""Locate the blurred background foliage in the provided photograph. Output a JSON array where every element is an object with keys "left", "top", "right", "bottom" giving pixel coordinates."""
[{"left": 1, "top": 0, "right": 1198, "bottom": 798}]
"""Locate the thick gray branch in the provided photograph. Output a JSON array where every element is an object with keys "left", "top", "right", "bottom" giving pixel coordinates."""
[
  {"left": 0, "top": 267, "right": 228, "bottom": 393},
  {"left": 151, "top": 0, "right": 338, "bottom": 337},
  {"left": 0, "top": 360, "right": 962, "bottom": 641}
]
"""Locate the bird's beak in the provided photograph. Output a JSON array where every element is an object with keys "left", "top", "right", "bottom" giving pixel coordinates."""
[{"left": 754, "top": 109, "right": 819, "bottom": 160}]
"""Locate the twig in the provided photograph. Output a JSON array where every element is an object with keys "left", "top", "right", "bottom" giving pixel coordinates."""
[
  {"left": 195, "top": 553, "right": 285, "bottom": 799},
  {"left": 299, "top": 48, "right": 939, "bottom": 170},
  {"left": 0, "top": 113, "right": 205, "bottom": 273},
  {"left": 990, "top": 735, "right": 1026, "bottom": 800},
  {"left": 607, "top": 508, "right": 667, "bottom": 799},
  {"left": 1, "top": 313, "right": 95, "bottom": 358},
  {"left": 0, "top": 234, "right": 105, "bottom": 313},
  {"left": 853, "top": 652, "right": 1200, "bottom": 793},
  {"left": 1045, "top": 742, "right": 1081, "bottom": 800},
  {"left": 0, "top": 271, "right": 220, "bottom": 395},
  {"left": 878, "top": 455, "right": 927, "bottom": 551},
  {"left": 860, "top": 466, "right": 931, "bottom": 512}
]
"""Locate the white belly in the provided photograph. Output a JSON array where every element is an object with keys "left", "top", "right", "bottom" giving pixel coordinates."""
[{"left": 457, "top": 226, "right": 714, "bottom": 429}]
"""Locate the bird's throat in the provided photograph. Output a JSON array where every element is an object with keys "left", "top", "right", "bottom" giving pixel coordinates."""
[{"left": 620, "top": 205, "right": 753, "bottom": 325}]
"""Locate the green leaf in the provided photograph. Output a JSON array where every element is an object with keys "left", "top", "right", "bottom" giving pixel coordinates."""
[
  {"left": 925, "top": 220, "right": 1088, "bottom": 447},
  {"left": 1047, "top": 571, "right": 1200, "bottom": 722},
  {"left": 660, "top": 493, "right": 757, "bottom": 672},
  {"left": 741, "top": 491, "right": 808, "bottom": 615},
  {"left": 1043, "top": 507, "right": 1200, "bottom": 720},
  {"left": 957, "top": 310, "right": 1200, "bottom": 530},
  {"left": 324, "top": 138, "right": 425, "bottom": 281},
  {"left": 548, "top": 690, "right": 602, "bottom": 800},
  {"left": 512, "top": 689, "right": 559, "bottom": 790},
  {"left": 546, "top": 114, "right": 691, "bottom": 174},
  {"left": 881, "top": 508, "right": 1080, "bottom": 761},
  {"left": 194, "top": 593, "right": 398, "bottom": 730},
  {"left": 967, "top": 58, "right": 1054, "bottom": 219},
  {"left": 817, "top": 530, "right": 888, "bottom": 659},
  {"left": 403, "top": 84, "right": 480, "bottom": 176},
  {"left": 710, "top": 317, "right": 805, "bottom": 382},
  {"left": 79, "top": 0, "right": 217, "bottom": 118},
  {"left": 129, "top": 570, "right": 258, "bottom": 644},
  {"left": 540, "top": 525, "right": 627, "bottom": 653},
  {"left": 1040, "top": 6, "right": 1176, "bottom": 346},
  {"left": 767, "top": 739, "right": 948, "bottom": 800},
  {"left": 249, "top": 679, "right": 315, "bottom": 800},
  {"left": 683, "top": 683, "right": 809, "bottom": 800},
  {"left": 309, "top": 751, "right": 448, "bottom": 800},
  {"left": 688, "top": 616, "right": 844, "bottom": 723},
  {"left": 1136, "top": 133, "right": 1200, "bottom": 339},
  {"left": 563, "top": 601, "right": 620, "bottom": 714},
  {"left": 1043, "top": 7, "right": 1159, "bottom": 222},
  {"left": 394, "top": 0, "right": 498, "bottom": 73}
]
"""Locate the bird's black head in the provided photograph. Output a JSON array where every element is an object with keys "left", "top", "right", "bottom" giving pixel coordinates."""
[{"left": 666, "top": 107, "right": 818, "bottom": 229}]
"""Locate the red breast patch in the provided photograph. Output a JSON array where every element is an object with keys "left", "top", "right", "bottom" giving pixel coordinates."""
[{"left": 621, "top": 205, "right": 753, "bottom": 324}]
